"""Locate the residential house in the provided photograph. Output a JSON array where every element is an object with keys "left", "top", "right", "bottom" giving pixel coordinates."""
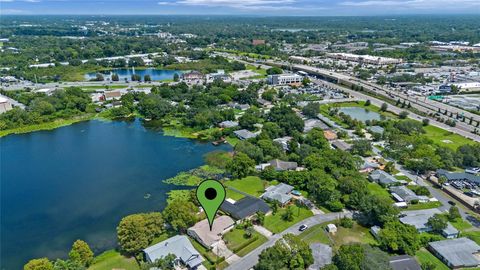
[
  {"left": 331, "top": 140, "right": 352, "bottom": 151},
  {"left": 323, "top": 130, "right": 338, "bottom": 141},
  {"left": 369, "top": 126, "right": 385, "bottom": 135},
  {"left": 360, "top": 160, "right": 380, "bottom": 173},
  {"left": 389, "top": 255, "right": 421, "bottom": 270},
  {"left": 390, "top": 186, "right": 429, "bottom": 203},
  {"left": 102, "top": 90, "right": 124, "bottom": 101},
  {"left": 143, "top": 235, "right": 204, "bottom": 269},
  {"left": 369, "top": 170, "right": 399, "bottom": 187},
  {"left": 220, "top": 196, "right": 271, "bottom": 220},
  {"left": 304, "top": 119, "right": 330, "bottom": 133},
  {"left": 219, "top": 121, "right": 239, "bottom": 129},
  {"left": 428, "top": 238, "right": 480, "bottom": 269},
  {"left": 268, "top": 159, "right": 299, "bottom": 171},
  {"left": 187, "top": 216, "right": 235, "bottom": 248},
  {"left": 273, "top": 137, "right": 294, "bottom": 151},
  {"left": 234, "top": 129, "right": 258, "bottom": 140},
  {"left": 0, "top": 97, "right": 12, "bottom": 114},
  {"left": 399, "top": 209, "right": 459, "bottom": 238},
  {"left": 261, "top": 183, "right": 294, "bottom": 206}
]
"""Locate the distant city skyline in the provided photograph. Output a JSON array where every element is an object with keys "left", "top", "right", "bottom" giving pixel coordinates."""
[{"left": 1, "top": 0, "right": 480, "bottom": 15}]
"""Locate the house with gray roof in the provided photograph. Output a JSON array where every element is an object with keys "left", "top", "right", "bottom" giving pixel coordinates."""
[
  {"left": 234, "top": 129, "right": 258, "bottom": 140},
  {"left": 400, "top": 209, "right": 459, "bottom": 238},
  {"left": 369, "top": 126, "right": 385, "bottom": 135},
  {"left": 261, "top": 183, "right": 294, "bottom": 206},
  {"left": 304, "top": 119, "right": 330, "bottom": 133},
  {"left": 428, "top": 238, "right": 480, "bottom": 269},
  {"left": 221, "top": 196, "right": 271, "bottom": 220},
  {"left": 437, "top": 169, "right": 480, "bottom": 184},
  {"left": 273, "top": 136, "right": 294, "bottom": 151},
  {"left": 390, "top": 186, "right": 429, "bottom": 203},
  {"left": 369, "top": 170, "right": 399, "bottom": 187},
  {"left": 331, "top": 140, "right": 353, "bottom": 151},
  {"left": 389, "top": 255, "right": 421, "bottom": 270},
  {"left": 143, "top": 235, "right": 204, "bottom": 269},
  {"left": 219, "top": 120, "right": 239, "bottom": 129},
  {"left": 268, "top": 159, "right": 298, "bottom": 171}
]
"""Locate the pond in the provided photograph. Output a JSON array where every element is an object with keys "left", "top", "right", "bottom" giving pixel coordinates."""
[
  {"left": 0, "top": 119, "right": 231, "bottom": 270},
  {"left": 338, "top": 107, "right": 386, "bottom": 122},
  {"left": 85, "top": 68, "right": 184, "bottom": 81}
]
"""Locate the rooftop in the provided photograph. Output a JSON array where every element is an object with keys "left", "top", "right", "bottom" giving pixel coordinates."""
[
  {"left": 437, "top": 169, "right": 480, "bottom": 184},
  {"left": 429, "top": 238, "right": 480, "bottom": 268},
  {"left": 143, "top": 235, "right": 204, "bottom": 269},
  {"left": 187, "top": 216, "right": 235, "bottom": 247},
  {"left": 234, "top": 129, "right": 258, "bottom": 140},
  {"left": 221, "top": 196, "right": 271, "bottom": 220},
  {"left": 268, "top": 159, "right": 298, "bottom": 171},
  {"left": 369, "top": 170, "right": 399, "bottom": 186},
  {"left": 389, "top": 255, "right": 421, "bottom": 270},
  {"left": 262, "top": 183, "right": 294, "bottom": 205}
]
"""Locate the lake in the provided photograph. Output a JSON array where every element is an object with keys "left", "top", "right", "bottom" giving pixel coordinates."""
[
  {"left": 85, "top": 68, "right": 183, "bottom": 81},
  {"left": 0, "top": 120, "right": 230, "bottom": 270},
  {"left": 338, "top": 107, "right": 386, "bottom": 122}
]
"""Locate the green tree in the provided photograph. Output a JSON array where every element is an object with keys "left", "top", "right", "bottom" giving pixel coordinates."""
[
  {"left": 448, "top": 206, "right": 461, "bottom": 221},
  {"left": 266, "top": 67, "right": 283, "bottom": 75},
  {"left": 152, "top": 254, "right": 176, "bottom": 270},
  {"left": 68, "top": 240, "right": 93, "bottom": 266},
  {"left": 255, "top": 211, "right": 265, "bottom": 225},
  {"left": 302, "top": 103, "right": 320, "bottom": 118},
  {"left": 226, "top": 152, "right": 255, "bottom": 179},
  {"left": 117, "top": 212, "right": 164, "bottom": 254},
  {"left": 282, "top": 205, "right": 294, "bottom": 221},
  {"left": 351, "top": 140, "right": 372, "bottom": 157},
  {"left": 163, "top": 199, "right": 197, "bottom": 232},
  {"left": 111, "top": 73, "right": 119, "bottom": 81},
  {"left": 399, "top": 111, "right": 409, "bottom": 119},
  {"left": 378, "top": 221, "right": 420, "bottom": 255},
  {"left": 24, "top": 258, "right": 54, "bottom": 270},
  {"left": 144, "top": 74, "right": 152, "bottom": 82},
  {"left": 333, "top": 244, "right": 364, "bottom": 270},
  {"left": 173, "top": 73, "right": 180, "bottom": 82},
  {"left": 427, "top": 214, "right": 448, "bottom": 234},
  {"left": 255, "top": 234, "right": 313, "bottom": 270},
  {"left": 381, "top": 103, "right": 388, "bottom": 112}
]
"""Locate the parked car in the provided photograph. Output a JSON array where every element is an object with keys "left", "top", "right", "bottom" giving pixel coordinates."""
[{"left": 299, "top": 224, "right": 308, "bottom": 232}]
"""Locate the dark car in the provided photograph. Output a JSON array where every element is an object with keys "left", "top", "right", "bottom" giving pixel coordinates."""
[
  {"left": 448, "top": 201, "right": 456, "bottom": 206},
  {"left": 299, "top": 224, "right": 308, "bottom": 231}
]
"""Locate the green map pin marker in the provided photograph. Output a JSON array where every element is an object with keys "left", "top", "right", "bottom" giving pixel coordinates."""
[{"left": 196, "top": 180, "right": 226, "bottom": 231}]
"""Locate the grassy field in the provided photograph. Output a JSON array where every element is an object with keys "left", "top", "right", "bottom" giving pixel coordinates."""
[
  {"left": 264, "top": 205, "right": 313, "bottom": 233},
  {"left": 224, "top": 176, "right": 266, "bottom": 200},
  {"left": 450, "top": 217, "right": 473, "bottom": 231},
  {"left": 423, "top": 125, "right": 475, "bottom": 150},
  {"left": 367, "top": 183, "right": 394, "bottom": 203},
  {"left": 223, "top": 228, "right": 268, "bottom": 257},
  {"left": 406, "top": 201, "right": 443, "bottom": 210},
  {"left": 463, "top": 231, "right": 480, "bottom": 245},
  {"left": 298, "top": 223, "right": 331, "bottom": 245},
  {"left": 415, "top": 249, "right": 449, "bottom": 270},
  {"left": 88, "top": 250, "right": 139, "bottom": 270}
]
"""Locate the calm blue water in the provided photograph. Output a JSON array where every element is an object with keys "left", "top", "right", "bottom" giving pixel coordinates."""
[
  {"left": 85, "top": 68, "right": 183, "bottom": 81},
  {"left": 0, "top": 120, "right": 230, "bottom": 270},
  {"left": 338, "top": 107, "right": 386, "bottom": 122}
]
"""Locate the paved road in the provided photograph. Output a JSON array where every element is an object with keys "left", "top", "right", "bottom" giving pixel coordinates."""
[{"left": 225, "top": 212, "right": 351, "bottom": 270}]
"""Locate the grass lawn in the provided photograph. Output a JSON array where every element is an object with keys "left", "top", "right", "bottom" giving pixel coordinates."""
[
  {"left": 264, "top": 205, "right": 313, "bottom": 233},
  {"left": 88, "top": 250, "right": 139, "bottom": 270},
  {"left": 406, "top": 201, "right": 443, "bottom": 210},
  {"left": 225, "top": 136, "right": 240, "bottom": 146},
  {"left": 224, "top": 176, "right": 266, "bottom": 200},
  {"left": 463, "top": 231, "right": 480, "bottom": 245},
  {"left": 415, "top": 249, "right": 449, "bottom": 270},
  {"left": 299, "top": 224, "right": 331, "bottom": 245},
  {"left": 395, "top": 175, "right": 412, "bottom": 182},
  {"left": 189, "top": 237, "right": 228, "bottom": 269},
  {"left": 367, "top": 183, "right": 394, "bottom": 203},
  {"left": 223, "top": 228, "right": 268, "bottom": 257},
  {"left": 330, "top": 223, "right": 377, "bottom": 249},
  {"left": 423, "top": 125, "right": 475, "bottom": 150},
  {"left": 450, "top": 217, "right": 473, "bottom": 231}
]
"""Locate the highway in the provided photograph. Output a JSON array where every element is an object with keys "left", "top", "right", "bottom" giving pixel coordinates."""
[{"left": 225, "top": 212, "right": 352, "bottom": 270}]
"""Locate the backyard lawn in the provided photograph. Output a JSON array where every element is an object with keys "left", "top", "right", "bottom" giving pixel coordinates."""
[
  {"left": 406, "top": 201, "right": 443, "bottom": 210},
  {"left": 415, "top": 249, "right": 449, "bottom": 270},
  {"left": 189, "top": 238, "right": 228, "bottom": 269},
  {"left": 263, "top": 205, "right": 313, "bottom": 233},
  {"left": 367, "top": 183, "right": 394, "bottom": 203},
  {"left": 223, "top": 228, "right": 268, "bottom": 257},
  {"left": 224, "top": 176, "right": 267, "bottom": 200},
  {"left": 450, "top": 217, "right": 473, "bottom": 231},
  {"left": 88, "top": 250, "right": 139, "bottom": 270}
]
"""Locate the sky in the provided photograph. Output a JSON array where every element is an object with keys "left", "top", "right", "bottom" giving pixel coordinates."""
[{"left": 1, "top": 0, "right": 480, "bottom": 15}]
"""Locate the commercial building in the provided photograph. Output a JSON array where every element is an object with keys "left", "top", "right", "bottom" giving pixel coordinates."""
[
  {"left": 437, "top": 169, "right": 480, "bottom": 185},
  {"left": 327, "top": 53, "right": 403, "bottom": 66},
  {"left": 267, "top": 74, "right": 303, "bottom": 86},
  {"left": 428, "top": 238, "right": 480, "bottom": 269},
  {"left": 143, "top": 235, "right": 204, "bottom": 269},
  {"left": 187, "top": 216, "right": 235, "bottom": 248}
]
